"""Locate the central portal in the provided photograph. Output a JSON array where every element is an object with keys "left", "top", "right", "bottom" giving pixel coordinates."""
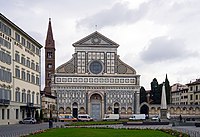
[{"left": 90, "top": 93, "right": 102, "bottom": 120}]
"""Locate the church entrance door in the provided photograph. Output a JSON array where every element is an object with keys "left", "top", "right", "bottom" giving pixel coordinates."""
[
  {"left": 90, "top": 93, "right": 102, "bottom": 120},
  {"left": 72, "top": 102, "right": 78, "bottom": 118}
]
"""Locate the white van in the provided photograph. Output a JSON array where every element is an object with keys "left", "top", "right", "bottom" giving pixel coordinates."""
[
  {"left": 77, "top": 114, "right": 93, "bottom": 122},
  {"left": 103, "top": 114, "right": 120, "bottom": 121},
  {"left": 129, "top": 114, "right": 146, "bottom": 121}
]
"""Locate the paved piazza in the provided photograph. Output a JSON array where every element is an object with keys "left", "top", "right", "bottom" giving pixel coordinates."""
[
  {"left": 0, "top": 123, "right": 200, "bottom": 137},
  {"left": 0, "top": 122, "right": 66, "bottom": 137}
]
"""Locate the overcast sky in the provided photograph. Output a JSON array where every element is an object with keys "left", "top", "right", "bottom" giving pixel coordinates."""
[{"left": 1, "top": 0, "right": 200, "bottom": 89}]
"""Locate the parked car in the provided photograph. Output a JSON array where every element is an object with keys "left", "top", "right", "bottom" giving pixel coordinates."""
[
  {"left": 151, "top": 115, "right": 159, "bottom": 121},
  {"left": 129, "top": 114, "right": 146, "bottom": 121},
  {"left": 77, "top": 114, "right": 93, "bottom": 122},
  {"left": 19, "top": 117, "right": 37, "bottom": 124},
  {"left": 103, "top": 114, "right": 119, "bottom": 121},
  {"left": 58, "top": 114, "right": 77, "bottom": 122}
]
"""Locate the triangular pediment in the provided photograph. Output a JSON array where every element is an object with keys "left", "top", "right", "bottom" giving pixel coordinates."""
[{"left": 73, "top": 31, "right": 119, "bottom": 47}]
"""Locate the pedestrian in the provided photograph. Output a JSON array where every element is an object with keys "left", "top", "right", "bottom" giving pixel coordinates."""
[{"left": 179, "top": 115, "right": 182, "bottom": 122}]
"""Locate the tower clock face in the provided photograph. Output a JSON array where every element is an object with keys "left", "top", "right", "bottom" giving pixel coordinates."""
[{"left": 89, "top": 60, "right": 103, "bottom": 74}]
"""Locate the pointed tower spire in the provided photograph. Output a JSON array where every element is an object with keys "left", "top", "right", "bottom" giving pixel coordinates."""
[
  {"left": 44, "top": 18, "right": 55, "bottom": 95},
  {"left": 45, "top": 18, "right": 55, "bottom": 47}
]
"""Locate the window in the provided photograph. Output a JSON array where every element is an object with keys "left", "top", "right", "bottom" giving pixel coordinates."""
[
  {"left": 6, "top": 53, "right": 11, "bottom": 65},
  {"left": 196, "top": 86, "right": 198, "bottom": 92},
  {"left": 22, "top": 92, "right": 26, "bottom": 103},
  {"left": 21, "top": 37, "right": 26, "bottom": 46},
  {"left": 27, "top": 72, "right": 30, "bottom": 82},
  {"left": 196, "top": 95, "right": 198, "bottom": 100},
  {"left": 36, "top": 76, "right": 39, "bottom": 85},
  {"left": 4, "top": 40, "right": 11, "bottom": 49},
  {"left": 36, "top": 63, "right": 39, "bottom": 72},
  {"left": 0, "top": 51, "right": 11, "bottom": 65},
  {"left": 27, "top": 41, "right": 31, "bottom": 49},
  {"left": 0, "top": 89, "right": 11, "bottom": 100},
  {"left": 1, "top": 22, "right": 11, "bottom": 36},
  {"left": 15, "top": 91, "right": 20, "bottom": 102},
  {"left": 31, "top": 61, "right": 35, "bottom": 70},
  {"left": 15, "top": 33, "right": 20, "bottom": 42},
  {"left": 32, "top": 92, "right": 35, "bottom": 104},
  {"left": 36, "top": 48, "right": 40, "bottom": 55},
  {"left": 15, "top": 53, "right": 20, "bottom": 63},
  {"left": 21, "top": 56, "right": 26, "bottom": 65},
  {"left": 7, "top": 109, "right": 10, "bottom": 119},
  {"left": 31, "top": 44, "right": 35, "bottom": 52},
  {"left": 2, "top": 109, "right": 4, "bottom": 119},
  {"left": 27, "top": 92, "right": 31, "bottom": 103},
  {"left": 31, "top": 74, "right": 35, "bottom": 84},
  {"left": 47, "top": 52, "right": 53, "bottom": 58},
  {"left": 21, "top": 70, "right": 26, "bottom": 81},
  {"left": 26, "top": 59, "right": 30, "bottom": 68},
  {"left": 190, "top": 87, "right": 193, "bottom": 91},
  {"left": 190, "top": 95, "right": 193, "bottom": 100},
  {"left": 0, "top": 37, "right": 3, "bottom": 45},
  {"left": 89, "top": 60, "right": 103, "bottom": 74},
  {"left": 16, "top": 109, "right": 19, "bottom": 119},
  {"left": 0, "top": 68, "right": 12, "bottom": 83},
  {"left": 47, "top": 63, "right": 52, "bottom": 68},
  {"left": 36, "top": 93, "right": 39, "bottom": 104},
  {"left": 15, "top": 68, "right": 20, "bottom": 78}
]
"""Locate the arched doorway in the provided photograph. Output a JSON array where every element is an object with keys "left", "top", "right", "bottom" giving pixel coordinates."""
[
  {"left": 72, "top": 102, "right": 78, "bottom": 118},
  {"left": 59, "top": 107, "right": 64, "bottom": 114},
  {"left": 140, "top": 104, "right": 149, "bottom": 116},
  {"left": 114, "top": 102, "right": 120, "bottom": 114},
  {"left": 90, "top": 93, "right": 102, "bottom": 120}
]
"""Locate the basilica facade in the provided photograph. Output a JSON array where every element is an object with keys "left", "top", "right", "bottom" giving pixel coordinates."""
[{"left": 51, "top": 32, "right": 140, "bottom": 119}]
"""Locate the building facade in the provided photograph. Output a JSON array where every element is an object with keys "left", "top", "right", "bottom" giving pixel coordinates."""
[
  {"left": 171, "top": 80, "right": 200, "bottom": 105},
  {"left": 171, "top": 83, "right": 189, "bottom": 105},
  {"left": 0, "top": 13, "right": 42, "bottom": 125},
  {"left": 186, "top": 79, "right": 200, "bottom": 105},
  {"left": 52, "top": 31, "right": 140, "bottom": 120}
]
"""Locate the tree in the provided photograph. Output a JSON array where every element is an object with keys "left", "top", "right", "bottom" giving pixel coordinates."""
[
  {"left": 140, "top": 86, "right": 147, "bottom": 104},
  {"left": 150, "top": 78, "right": 161, "bottom": 104},
  {"left": 165, "top": 74, "right": 171, "bottom": 104}
]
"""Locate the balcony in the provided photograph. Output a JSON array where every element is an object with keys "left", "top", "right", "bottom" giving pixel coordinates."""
[{"left": 0, "top": 99, "right": 10, "bottom": 106}]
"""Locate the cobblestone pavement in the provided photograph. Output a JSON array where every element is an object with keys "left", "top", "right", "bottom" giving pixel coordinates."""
[
  {"left": 173, "top": 126, "right": 200, "bottom": 137},
  {"left": 0, "top": 123, "right": 199, "bottom": 137},
  {"left": 0, "top": 122, "right": 66, "bottom": 137}
]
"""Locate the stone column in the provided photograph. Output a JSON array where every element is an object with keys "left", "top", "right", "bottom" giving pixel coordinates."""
[{"left": 136, "top": 90, "right": 140, "bottom": 114}]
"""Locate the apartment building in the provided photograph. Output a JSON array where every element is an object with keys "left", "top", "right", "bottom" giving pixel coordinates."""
[
  {"left": 171, "top": 79, "right": 200, "bottom": 105},
  {"left": 186, "top": 79, "right": 200, "bottom": 105},
  {"left": 0, "top": 13, "right": 42, "bottom": 125},
  {"left": 171, "top": 83, "right": 189, "bottom": 105}
]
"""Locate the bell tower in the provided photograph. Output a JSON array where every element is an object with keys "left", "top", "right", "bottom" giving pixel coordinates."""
[{"left": 44, "top": 18, "right": 55, "bottom": 95}]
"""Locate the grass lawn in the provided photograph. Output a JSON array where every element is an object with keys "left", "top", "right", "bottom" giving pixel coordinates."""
[{"left": 29, "top": 128, "right": 175, "bottom": 137}]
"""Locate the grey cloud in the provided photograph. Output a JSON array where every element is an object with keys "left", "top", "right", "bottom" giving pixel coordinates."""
[
  {"left": 140, "top": 36, "right": 198, "bottom": 63},
  {"left": 76, "top": 2, "right": 148, "bottom": 29}
]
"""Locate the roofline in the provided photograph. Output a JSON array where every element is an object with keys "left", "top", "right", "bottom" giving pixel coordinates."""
[
  {"left": 0, "top": 13, "right": 43, "bottom": 49},
  {"left": 72, "top": 31, "right": 120, "bottom": 47}
]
